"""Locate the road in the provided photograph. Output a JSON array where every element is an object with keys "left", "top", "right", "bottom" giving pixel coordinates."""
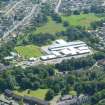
[
  {"left": 55, "top": 0, "right": 62, "bottom": 13},
  {"left": 2, "top": 0, "right": 48, "bottom": 40},
  {"left": 3, "top": 5, "right": 37, "bottom": 39},
  {"left": 4, "top": 0, "right": 26, "bottom": 16},
  {"left": 4, "top": 0, "right": 47, "bottom": 16}
]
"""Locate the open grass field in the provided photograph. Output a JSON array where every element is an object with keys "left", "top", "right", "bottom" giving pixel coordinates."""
[
  {"left": 33, "top": 13, "right": 103, "bottom": 35},
  {"left": 15, "top": 45, "right": 43, "bottom": 58},
  {"left": 35, "top": 17, "right": 65, "bottom": 34},
  {"left": 14, "top": 89, "right": 48, "bottom": 100},
  {"left": 62, "top": 13, "right": 104, "bottom": 28}
]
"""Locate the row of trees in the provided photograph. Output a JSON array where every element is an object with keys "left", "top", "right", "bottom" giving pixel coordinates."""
[
  {"left": 92, "top": 89, "right": 105, "bottom": 104},
  {"left": 55, "top": 56, "right": 96, "bottom": 71},
  {"left": 91, "top": 19, "right": 105, "bottom": 29},
  {"left": 16, "top": 33, "right": 56, "bottom": 46}
]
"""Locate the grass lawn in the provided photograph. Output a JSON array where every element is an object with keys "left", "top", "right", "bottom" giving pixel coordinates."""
[
  {"left": 35, "top": 17, "right": 65, "bottom": 34},
  {"left": 69, "top": 90, "right": 77, "bottom": 96},
  {"left": 62, "top": 13, "right": 104, "bottom": 28},
  {"left": 15, "top": 45, "right": 43, "bottom": 58},
  {"left": 14, "top": 89, "right": 48, "bottom": 100}
]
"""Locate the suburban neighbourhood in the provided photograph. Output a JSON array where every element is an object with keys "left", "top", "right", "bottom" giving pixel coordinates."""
[{"left": 1, "top": 0, "right": 105, "bottom": 105}]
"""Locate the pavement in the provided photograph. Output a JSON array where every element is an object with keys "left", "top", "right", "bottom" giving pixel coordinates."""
[{"left": 16, "top": 52, "right": 92, "bottom": 68}]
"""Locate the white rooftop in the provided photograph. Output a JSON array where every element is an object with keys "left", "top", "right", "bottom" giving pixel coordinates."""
[
  {"left": 29, "top": 57, "right": 37, "bottom": 61},
  {"left": 78, "top": 49, "right": 91, "bottom": 54},
  {"left": 41, "top": 39, "right": 91, "bottom": 61},
  {"left": 60, "top": 49, "right": 71, "bottom": 55},
  {"left": 10, "top": 52, "right": 17, "bottom": 56},
  {"left": 78, "top": 46, "right": 89, "bottom": 50},
  {"left": 4, "top": 56, "right": 14, "bottom": 60},
  {"left": 55, "top": 39, "right": 67, "bottom": 44},
  {"left": 68, "top": 47, "right": 77, "bottom": 55},
  {"left": 51, "top": 51, "right": 61, "bottom": 56},
  {"left": 40, "top": 55, "right": 56, "bottom": 60},
  {"left": 49, "top": 40, "right": 85, "bottom": 50}
]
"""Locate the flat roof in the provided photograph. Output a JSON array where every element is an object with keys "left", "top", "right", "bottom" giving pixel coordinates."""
[
  {"left": 29, "top": 57, "right": 37, "bottom": 61},
  {"left": 49, "top": 44, "right": 87, "bottom": 51},
  {"left": 4, "top": 56, "right": 14, "bottom": 60},
  {"left": 68, "top": 47, "right": 77, "bottom": 55},
  {"left": 40, "top": 55, "right": 56, "bottom": 60},
  {"left": 51, "top": 51, "right": 61, "bottom": 56},
  {"left": 55, "top": 39, "right": 67, "bottom": 44},
  {"left": 60, "top": 49, "right": 71, "bottom": 55},
  {"left": 49, "top": 41, "right": 85, "bottom": 50},
  {"left": 78, "top": 49, "right": 91, "bottom": 54},
  {"left": 78, "top": 46, "right": 89, "bottom": 50}
]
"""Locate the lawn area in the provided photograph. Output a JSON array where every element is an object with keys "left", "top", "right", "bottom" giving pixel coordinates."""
[
  {"left": 14, "top": 89, "right": 48, "bottom": 100},
  {"left": 69, "top": 90, "right": 77, "bottom": 96},
  {"left": 35, "top": 17, "right": 65, "bottom": 34},
  {"left": 62, "top": 13, "right": 104, "bottom": 28},
  {"left": 15, "top": 45, "right": 43, "bottom": 58}
]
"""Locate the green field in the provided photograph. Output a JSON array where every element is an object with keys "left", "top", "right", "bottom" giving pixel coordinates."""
[
  {"left": 33, "top": 13, "right": 103, "bottom": 34},
  {"left": 62, "top": 13, "right": 104, "bottom": 28},
  {"left": 15, "top": 45, "right": 43, "bottom": 58},
  {"left": 69, "top": 90, "right": 77, "bottom": 96},
  {"left": 35, "top": 17, "right": 65, "bottom": 34},
  {"left": 14, "top": 89, "right": 48, "bottom": 100}
]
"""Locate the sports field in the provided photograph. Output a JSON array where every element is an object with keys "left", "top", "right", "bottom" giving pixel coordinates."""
[
  {"left": 15, "top": 45, "right": 43, "bottom": 58},
  {"left": 35, "top": 17, "right": 65, "bottom": 34},
  {"left": 62, "top": 13, "right": 104, "bottom": 28}
]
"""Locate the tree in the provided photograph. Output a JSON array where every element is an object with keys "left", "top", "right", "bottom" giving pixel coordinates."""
[
  {"left": 97, "top": 99, "right": 105, "bottom": 105},
  {"left": 61, "top": 85, "right": 70, "bottom": 96},
  {"left": 63, "top": 21, "right": 69, "bottom": 27},
  {"left": 51, "top": 13, "right": 62, "bottom": 23},
  {"left": 45, "top": 89, "right": 54, "bottom": 101},
  {"left": 93, "top": 52, "right": 105, "bottom": 60},
  {"left": 73, "top": 10, "right": 80, "bottom": 15},
  {"left": 83, "top": 9, "right": 89, "bottom": 14},
  {"left": 92, "top": 89, "right": 105, "bottom": 104},
  {"left": 61, "top": 88, "right": 69, "bottom": 96},
  {"left": 19, "top": 98, "right": 24, "bottom": 105},
  {"left": 6, "top": 75, "right": 17, "bottom": 89},
  {"left": 75, "top": 83, "right": 84, "bottom": 94},
  {"left": 53, "top": 83, "right": 60, "bottom": 94},
  {"left": 9, "top": 102, "right": 13, "bottom": 105},
  {"left": 21, "top": 77, "right": 31, "bottom": 89},
  {"left": 66, "top": 75, "right": 75, "bottom": 85},
  {"left": 33, "top": 81, "right": 40, "bottom": 90},
  {"left": 48, "top": 67, "right": 55, "bottom": 76},
  {"left": 0, "top": 78, "right": 7, "bottom": 91},
  {"left": 83, "top": 83, "right": 96, "bottom": 95}
]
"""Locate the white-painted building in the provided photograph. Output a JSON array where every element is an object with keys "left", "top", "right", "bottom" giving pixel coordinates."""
[
  {"left": 40, "top": 55, "right": 56, "bottom": 61},
  {"left": 55, "top": 39, "right": 67, "bottom": 44},
  {"left": 41, "top": 39, "right": 91, "bottom": 61}
]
